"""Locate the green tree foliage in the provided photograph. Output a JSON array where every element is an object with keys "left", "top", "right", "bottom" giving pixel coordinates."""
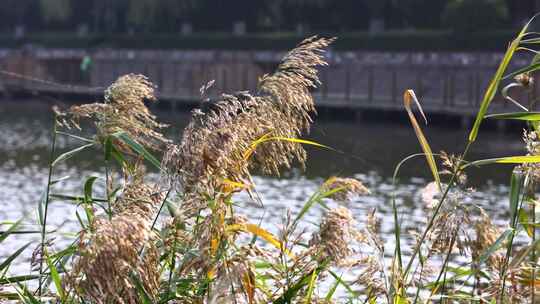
[
  {"left": 258, "top": 0, "right": 327, "bottom": 30},
  {"left": 0, "top": 0, "right": 525, "bottom": 34},
  {"left": 390, "top": 0, "right": 447, "bottom": 29},
  {"left": 442, "top": 0, "right": 509, "bottom": 32},
  {"left": 126, "top": 0, "right": 198, "bottom": 31},
  {"left": 40, "top": 0, "right": 71, "bottom": 22},
  {"left": 1, "top": 0, "right": 34, "bottom": 24}
]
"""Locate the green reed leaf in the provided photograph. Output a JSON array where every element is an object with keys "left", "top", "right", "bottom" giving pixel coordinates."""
[
  {"left": 15, "top": 282, "right": 41, "bottom": 304},
  {"left": 0, "top": 275, "right": 39, "bottom": 285},
  {"left": 83, "top": 176, "right": 99, "bottom": 204},
  {"left": 0, "top": 220, "right": 22, "bottom": 244},
  {"left": 478, "top": 229, "right": 513, "bottom": 266},
  {"left": 328, "top": 270, "right": 357, "bottom": 297},
  {"left": 132, "top": 274, "right": 153, "bottom": 304},
  {"left": 55, "top": 131, "right": 94, "bottom": 143},
  {"left": 49, "top": 194, "right": 107, "bottom": 203},
  {"left": 38, "top": 190, "right": 45, "bottom": 227},
  {"left": 518, "top": 208, "right": 534, "bottom": 237},
  {"left": 304, "top": 269, "right": 318, "bottom": 304},
  {"left": 112, "top": 131, "right": 161, "bottom": 169},
  {"left": 292, "top": 190, "right": 330, "bottom": 230},
  {"left": 404, "top": 89, "right": 440, "bottom": 189},
  {"left": 273, "top": 269, "right": 318, "bottom": 304},
  {"left": 51, "top": 143, "right": 94, "bottom": 167},
  {"left": 75, "top": 211, "right": 86, "bottom": 230},
  {"left": 508, "top": 243, "right": 537, "bottom": 271},
  {"left": 486, "top": 112, "right": 540, "bottom": 121},
  {"left": 468, "top": 19, "right": 532, "bottom": 142},
  {"left": 509, "top": 172, "right": 525, "bottom": 224},
  {"left": 0, "top": 243, "right": 31, "bottom": 273},
  {"left": 104, "top": 136, "right": 113, "bottom": 161},
  {"left": 50, "top": 176, "right": 70, "bottom": 185},
  {"left": 465, "top": 155, "right": 540, "bottom": 168},
  {"left": 503, "top": 62, "right": 540, "bottom": 80},
  {"left": 325, "top": 273, "right": 342, "bottom": 301},
  {"left": 46, "top": 253, "right": 65, "bottom": 301}
]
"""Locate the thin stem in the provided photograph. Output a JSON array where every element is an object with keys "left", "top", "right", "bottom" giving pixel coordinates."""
[
  {"left": 499, "top": 173, "right": 526, "bottom": 302},
  {"left": 150, "top": 187, "right": 172, "bottom": 232},
  {"left": 38, "top": 114, "right": 58, "bottom": 296},
  {"left": 439, "top": 232, "right": 458, "bottom": 298},
  {"left": 168, "top": 237, "right": 177, "bottom": 296},
  {"left": 390, "top": 153, "right": 430, "bottom": 297},
  {"left": 104, "top": 157, "right": 112, "bottom": 218},
  {"left": 427, "top": 229, "right": 458, "bottom": 300},
  {"left": 529, "top": 85, "right": 537, "bottom": 304},
  {"left": 532, "top": 194, "right": 536, "bottom": 304}
]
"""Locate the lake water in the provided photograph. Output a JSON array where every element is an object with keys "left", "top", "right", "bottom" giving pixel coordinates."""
[{"left": 0, "top": 100, "right": 528, "bottom": 290}]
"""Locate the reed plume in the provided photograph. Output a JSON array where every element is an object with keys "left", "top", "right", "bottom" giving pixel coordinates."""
[
  {"left": 321, "top": 176, "right": 370, "bottom": 201},
  {"left": 165, "top": 36, "right": 335, "bottom": 199},
  {"left": 57, "top": 74, "right": 170, "bottom": 151},
  {"left": 309, "top": 206, "right": 361, "bottom": 266},
  {"left": 70, "top": 179, "right": 163, "bottom": 303}
]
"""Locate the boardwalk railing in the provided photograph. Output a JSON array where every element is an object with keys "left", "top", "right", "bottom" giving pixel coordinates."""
[{"left": 1, "top": 53, "right": 538, "bottom": 115}]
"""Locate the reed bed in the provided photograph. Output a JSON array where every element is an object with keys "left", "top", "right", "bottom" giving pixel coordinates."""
[{"left": 3, "top": 18, "right": 540, "bottom": 303}]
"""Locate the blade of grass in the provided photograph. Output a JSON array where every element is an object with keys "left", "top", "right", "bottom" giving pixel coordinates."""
[
  {"left": 469, "top": 18, "right": 533, "bottom": 142},
  {"left": 464, "top": 155, "right": 540, "bottom": 168},
  {"left": 243, "top": 135, "right": 334, "bottom": 161},
  {"left": 0, "top": 275, "right": 39, "bottom": 285},
  {"left": 273, "top": 263, "right": 326, "bottom": 304},
  {"left": 292, "top": 186, "right": 343, "bottom": 231},
  {"left": 403, "top": 90, "right": 440, "bottom": 189},
  {"left": 304, "top": 268, "right": 318, "bottom": 304},
  {"left": 15, "top": 283, "right": 40, "bottom": 304},
  {"left": 503, "top": 62, "right": 540, "bottom": 80},
  {"left": 55, "top": 131, "right": 94, "bottom": 143},
  {"left": 39, "top": 113, "right": 58, "bottom": 297},
  {"left": 390, "top": 153, "right": 429, "bottom": 280},
  {"left": 0, "top": 220, "right": 22, "bottom": 243},
  {"left": 500, "top": 172, "right": 525, "bottom": 301},
  {"left": 83, "top": 176, "right": 99, "bottom": 204},
  {"left": 478, "top": 229, "right": 513, "bottom": 266},
  {"left": 328, "top": 270, "right": 356, "bottom": 297},
  {"left": 133, "top": 274, "right": 153, "bottom": 304},
  {"left": 45, "top": 252, "right": 65, "bottom": 302},
  {"left": 49, "top": 193, "right": 107, "bottom": 203},
  {"left": 112, "top": 131, "right": 161, "bottom": 169},
  {"left": 51, "top": 143, "right": 94, "bottom": 167},
  {"left": 0, "top": 243, "right": 31, "bottom": 273},
  {"left": 486, "top": 112, "right": 540, "bottom": 121},
  {"left": 227, "top": 223, "right": 292, "bottom": 257},
  {"left": 325, "top": 275, "right": 341, "bottom": 301}
]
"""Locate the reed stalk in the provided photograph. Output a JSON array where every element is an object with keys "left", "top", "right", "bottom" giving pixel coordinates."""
[
  {"left": 529, "top": 85, "right": 537, "bottom": 304},
  {"left": 499, "top": 172, "right": 526, "bottom": 301},
  {"left": 38, "top": 113, "right": 58, "bottom": 296}
]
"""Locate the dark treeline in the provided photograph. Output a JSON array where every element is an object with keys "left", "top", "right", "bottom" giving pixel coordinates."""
[{"left": 0, "top": 0, "right": 537, "bottom": 35}]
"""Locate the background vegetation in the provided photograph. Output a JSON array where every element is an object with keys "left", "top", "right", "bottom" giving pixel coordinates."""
[{"left": 0, "top": 0, "right": 535, "bottom": 51}]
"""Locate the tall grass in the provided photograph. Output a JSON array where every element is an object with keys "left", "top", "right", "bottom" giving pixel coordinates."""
[{"left": 2, "top": 20, "right": 540, "bottom": 303}]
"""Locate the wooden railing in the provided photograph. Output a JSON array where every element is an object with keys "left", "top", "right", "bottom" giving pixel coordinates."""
[{"left": 1, "top": 55, "right": 537, "bottom": 115}]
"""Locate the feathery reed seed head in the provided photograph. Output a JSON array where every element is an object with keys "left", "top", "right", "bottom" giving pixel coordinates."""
[
  {"left": 310, "top": 206, "right": 361, "bottom": 266},
  {"left": 321, "top": 176, "right": 369, "bottom": 202},
  {"left": 71, "top": 181, "right": 163, "bottom": 303},
  {"left": 58, "top": 74, "right": 170, "bottom": 151},
  {"left": 166, "top": 37, "right": 335, "bottom": 201}
]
